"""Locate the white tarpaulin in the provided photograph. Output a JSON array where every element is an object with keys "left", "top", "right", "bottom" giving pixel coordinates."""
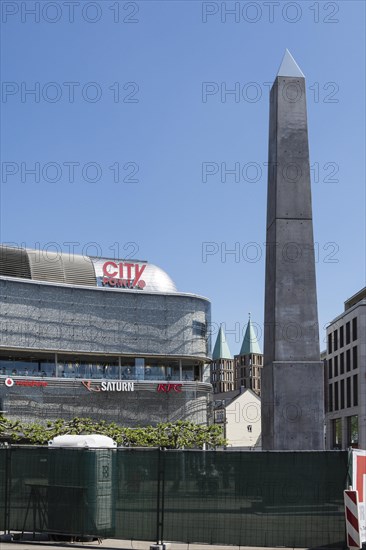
[{"left": 48, "top": 434, "right": 117, "bottom": 448}]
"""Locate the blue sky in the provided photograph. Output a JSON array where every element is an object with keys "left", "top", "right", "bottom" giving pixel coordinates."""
[{"left": 1, "top": 0, "right": 365, "bottom": 354}]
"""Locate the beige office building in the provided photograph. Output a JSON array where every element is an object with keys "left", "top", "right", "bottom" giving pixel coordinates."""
[{"left": 325, "top": 287, "right": 366, "bottom": 449}]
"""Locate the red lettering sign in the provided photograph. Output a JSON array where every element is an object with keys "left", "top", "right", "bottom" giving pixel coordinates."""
[
  {"left": 157, "top": 383, "right": 183, "bottom": 393},
  {"left": 16, "top": 380, "right": 48, "bottom": 387},
  {"left": 81, "top": 380, "right": 101, "bottom": 392},
  {"left": 101, "top": 262, "right": 146, "bottom": 290},
  {"left": 103, "top": 261, "right": 118, "bottom": 278},
  {"left": 4, "top": 377, "right": 48, "bottom": 388}
]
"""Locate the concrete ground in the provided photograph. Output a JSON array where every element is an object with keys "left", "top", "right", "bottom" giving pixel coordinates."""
[{"left": 0, "top": 537, "right": 308, "bottom": 550}]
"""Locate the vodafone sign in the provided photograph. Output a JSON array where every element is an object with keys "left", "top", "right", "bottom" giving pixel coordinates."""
[
  {"left": 93, "top": 259, "right": 147, "bottom": 290},
  {"left": 4, "top": 377, "right": 48, "bottom": 388}
]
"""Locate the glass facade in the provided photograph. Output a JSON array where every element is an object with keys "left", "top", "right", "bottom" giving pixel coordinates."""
[
  {"left": 0, "top": 353, "right": 201, "bottom": 382},
  {"left": 347, "top": 415, "right": 358, "bottom": 447},
  {"left": 332, "top": 418, "right": 342, "bottom": 449},
  {"left": 0, "top": 359, "right": 55, "bottom": 378}
]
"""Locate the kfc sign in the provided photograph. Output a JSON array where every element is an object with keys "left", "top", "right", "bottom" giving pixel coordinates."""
[
  {"left": 93, "top": 259, "right": 146, "bottom": 290},
  {"left": 157, "top": 383, "right": 183, "bottom": 393}
]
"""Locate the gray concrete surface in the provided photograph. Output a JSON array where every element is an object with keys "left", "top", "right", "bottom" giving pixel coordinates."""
[{"left": 0, "top": 538, "right": 308, "bottom": 550}]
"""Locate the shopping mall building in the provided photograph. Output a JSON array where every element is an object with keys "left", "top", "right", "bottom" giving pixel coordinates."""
[{"left": 0, "top": 245, "right": 212, "bottom": 426}]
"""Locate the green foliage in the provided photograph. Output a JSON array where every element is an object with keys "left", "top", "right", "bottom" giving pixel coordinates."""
[{"left": 0, "top": 415, "right": 226, "bottom": 448}]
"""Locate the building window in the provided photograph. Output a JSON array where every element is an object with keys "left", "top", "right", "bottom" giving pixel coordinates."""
[
  {"left": 334, "top": 381, "right": 339, "bottom": 410},
  {"left": 328, "top": 359, "right": 333, "bottom": 379},
  {"left": 328, "top": 384, "right": 333, "bottom": 412},
  {"left": 352, "top": 318, "right": 357, "bottom": 341},
  {"left": 353, "top": 347, "right": 358, "bottom": 369},
  {"left": 332, "top": 418, "right": 342, "bottom": 449},
  {"left": 333, "top": 329, "right": 338, "bottom": 351},
  {"left": 328, "top": 333, "right": 332, "bottom": 354},
  {"left": 340, "top": 326, "right": 344, "bottom": 348},
  {"left": 193, "top": 321, "right": 206, "bottom": 337},
  {"left": 346, "top": 349, "right": 351, "bottom": 372},
  {"left": 247, "top": 425, "right": 252, "bottom": 432},
  {"left": 353, "top": 375, "right": 358, "bottom": 407},
  {"left": 346, "top": 321, "right": 351, "bottom": 345},
  {"left": 340, "top": 379, "right": 345, "bottom": 410},
  {"left": 347, "top": 415, "right": 358, "bottom": 447},
  {"left": 347, "top": 377, "right": 351, "bottom": 408},
  {"left": 340, "top": 353, "right": 344, "bottom": 375},
  {"left": 334, "top": 355, "right": 338, "bottom": 377}
]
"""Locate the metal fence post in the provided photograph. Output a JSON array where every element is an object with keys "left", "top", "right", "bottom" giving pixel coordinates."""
[
  {"left": 3, "top": 446, "right": 11, "bottom": 534},
  {"left": 155, "top": 448, "right": 165, "bottom": 545}
]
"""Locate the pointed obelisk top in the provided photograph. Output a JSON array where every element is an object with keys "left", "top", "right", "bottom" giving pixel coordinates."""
[{"left": 276, "top": 49, "right": 305, "bottom": 78}]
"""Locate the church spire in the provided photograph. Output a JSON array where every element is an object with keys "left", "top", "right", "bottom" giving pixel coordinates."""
[
  {"left": 239, "top": 314, "right": 261, "bottom": 355},
  {"left": 212, "top": 325, "right": 233, "bottom": 360}
]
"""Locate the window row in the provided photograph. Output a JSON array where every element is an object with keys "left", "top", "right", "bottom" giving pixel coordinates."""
[
  {"left": 211, "top": 372, "right": 234, "bottom": 382},
  {"left": 332, "top": 415, "right": 358, "bottom": 449},
  {"left": 328, "top": 375, "right": 358, "bottom": 412},
  {"left": 235, "top": 354, "right": 263, "bottom": 367},
  {"left": 235, "top": 366, "right": 262, "bottom": 379},
  {"left": 0, "top": 357, "right": 200, "bottom": 381},
  {"left": 328, "top": 317, "right": 357, "bottom": 353},
  {"left": 328, "top": 347, "right": 358, "bottom": 378},
  {"left": 211, "top": 361, "right": 234, "bottom": 371}
]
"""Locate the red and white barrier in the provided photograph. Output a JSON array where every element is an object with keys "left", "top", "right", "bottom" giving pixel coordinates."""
[
  {"left": 351, "top": 449, "right": 366, "bottom": 543},
  {"left": 344, "top": 489, "right": 362, "bottom": 550}
]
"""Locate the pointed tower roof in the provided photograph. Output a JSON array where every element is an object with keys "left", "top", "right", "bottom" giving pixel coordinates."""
[
  {"left": 212, "top": 326, "right": 233, "bottom": 360},
  {"left": 239, "top": 315, "right": 262, "bottom": 356},
  {"left": 277, "top": 49, "right": 305, "bottom": 78}
]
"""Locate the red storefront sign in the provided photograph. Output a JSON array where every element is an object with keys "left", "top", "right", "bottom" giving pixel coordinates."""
[
  {"left": 157, "top": 383, "right": 183, "bottom": 393},
  {"left": 102, "top": 261, "right": 146, "bottom": 290},
  {"left": 4, "top": 377, "right": 48, "bottom": 388}
]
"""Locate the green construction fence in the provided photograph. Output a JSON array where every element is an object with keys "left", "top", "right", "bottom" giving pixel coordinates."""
[{"left": 0, "top": 447, "right": 348, "bottom": 548}]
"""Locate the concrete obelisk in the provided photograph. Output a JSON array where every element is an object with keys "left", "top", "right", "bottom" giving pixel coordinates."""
[{"left": 262, "top": 50, "right": 324, "bottom": 450}]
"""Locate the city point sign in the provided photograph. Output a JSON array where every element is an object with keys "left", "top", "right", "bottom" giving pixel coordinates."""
[{"left": 101, "top": 261, "right": 146, "bottom": 290}]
